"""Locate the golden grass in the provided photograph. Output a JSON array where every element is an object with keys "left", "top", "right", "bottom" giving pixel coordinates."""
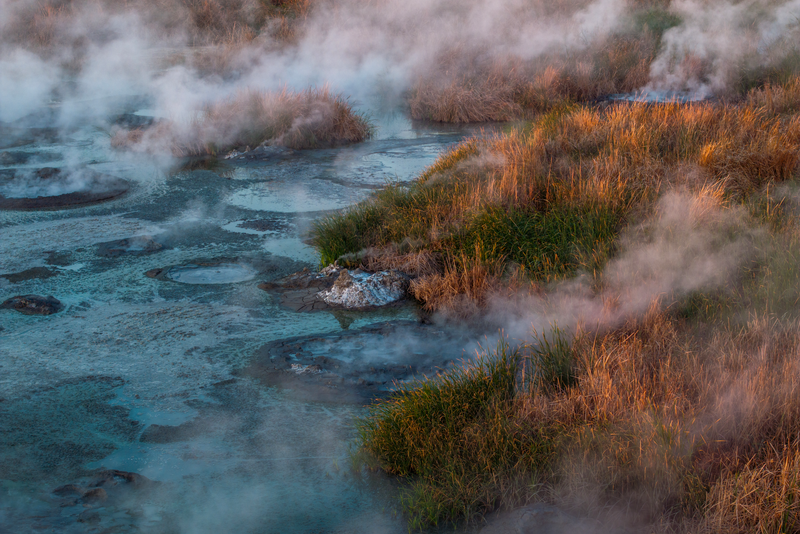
[
  {"left": 111, "top": 85, "right": 371, "bottom": 156},
  {"left": 409, "top": 34, "right": 658, "bottom": 123},
  {"left": 315, "top": 85, "right": 800, "bottom": 315},
  {"left": 361, "top": 290, "right": 800, "bottom": 530}
]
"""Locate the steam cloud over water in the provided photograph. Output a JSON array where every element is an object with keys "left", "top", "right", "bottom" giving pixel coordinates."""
[{"left": 0, "top": 0, "right": 796, "bottom": 136}]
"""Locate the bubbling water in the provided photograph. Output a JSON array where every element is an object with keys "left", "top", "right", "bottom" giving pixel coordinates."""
[{"left": 164, "top": 263, "right": 257, "bottom": 284}]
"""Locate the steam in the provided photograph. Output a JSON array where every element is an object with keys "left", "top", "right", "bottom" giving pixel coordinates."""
[
  {"left": 0, "top": 165, "right": 113, "bottom": 198},
  {"left": 0, "top": 49, "right": 58, "bottom": 123},
  {"left": 647, "top": 0, "right": 800, "bottom": 96},
  {"left": 487, "top": 188, "right": 762, "bottom": 342},
  {"left": 0, "top": 0, "right": 632, "bottom": 140},
  {"left": 3, "top": 0, "right": 800, "bottom": 143}
]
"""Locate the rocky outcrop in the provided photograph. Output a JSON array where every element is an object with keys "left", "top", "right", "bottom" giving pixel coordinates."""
[
  {"left": 1, "top": 294, "right": 63, "bottom": 315},
  {"left": 259, "top": 266, "right": 411, "bottom": 312},
  {"left": 319, "top": 269, "right": 410, "bottom": 308}
]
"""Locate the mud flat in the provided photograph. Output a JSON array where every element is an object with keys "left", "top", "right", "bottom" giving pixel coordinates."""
[{"left": 0, "top": 167, "right": 129, "bottom": 210}]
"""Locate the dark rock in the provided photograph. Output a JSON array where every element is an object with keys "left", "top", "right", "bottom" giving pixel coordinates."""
[
  {"left": 1, "top": 267, "right": 58, "bottom": 283},
  {"left": 145, "top": 268, "right": 165, "bottom": 279},
  {"left": 77, "top": 510, "right": 101, "bottom": 524},
  {"left": 52, "top": 469, "right": 156, "bottom": 512},
  {"left": 97, "top": 236, "right": 164, "bottom": 258},
  {"left": 53, "top": 484, "right": 84, "bottom": 497},
  {"left": 1, "top": 294, "right": 63, "bottom": 315},
  {"left": 81, "top": 487, "right": 108, "bottom": 503}
]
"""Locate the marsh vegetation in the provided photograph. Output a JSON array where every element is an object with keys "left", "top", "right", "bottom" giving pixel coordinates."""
[
  {"left": 328, "top": 62, "right": 800, "bottom": 534},
  {"left": 6, "top": 0, "right": 800, "bottom": 532}
]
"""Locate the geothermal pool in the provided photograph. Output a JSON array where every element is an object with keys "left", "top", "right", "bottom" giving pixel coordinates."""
[{"left": 0, "top": 106, "right": 484, "bottom": 533}]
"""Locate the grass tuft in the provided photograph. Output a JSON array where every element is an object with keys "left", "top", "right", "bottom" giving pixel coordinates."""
[
  {"left": 112, "top": 86, "right": 372, "bottom": 156},
  {"left": 358, "top": 340, "right": 560, "bottom": 529}
]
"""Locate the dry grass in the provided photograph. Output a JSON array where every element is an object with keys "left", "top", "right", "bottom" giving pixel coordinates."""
[
  {"left": 409, "top": 34, "right": 658, "bottom": 123},
  {"left": 315, "top": 86, "right": 800, "bottom": 315},
  {"left": 360, "top": 296, "right": 800, "bottom": 530},
  {"left": 746, "top": 77, "right": 800, "bottom": 116},
  {"left": 555, "top": 312, "right": 800, "bottom": 533},
  {"left": 111, "top": 85, "right": 371, "bottom": 156}
]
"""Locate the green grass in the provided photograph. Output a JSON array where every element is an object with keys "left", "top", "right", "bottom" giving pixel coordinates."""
[
  {"left": 528, "top": 326, "right": 575, "bottom": 393},
  {"left": 452, "top": 203, "right": 621, "bottom": 281},
  {"left": 357, "top": 341, "right": 563, "bottom": 529},
  {"left": 314, "top": 188, "right": 622, "bottom": 281}
]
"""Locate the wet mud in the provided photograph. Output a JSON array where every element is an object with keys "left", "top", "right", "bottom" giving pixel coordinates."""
[{"left": 239, "top": 320, "right": 471, "bottom": 403}]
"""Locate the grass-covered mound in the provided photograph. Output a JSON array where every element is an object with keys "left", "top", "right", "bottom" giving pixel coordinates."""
[
  {"left": 359, "top": 302, "right": 800, "bottom": 530},
  {"left": 111, "top": 86, "right": 372, "bottom": 156},
  {"left": 350, "top": 74, "right": 800, "bottom": 534},
  {"left": 313, "top": 79, "right": 800, "bottom": 314},
  {"left": 357, "top": 337, "right": 570, "bottom": 530}
]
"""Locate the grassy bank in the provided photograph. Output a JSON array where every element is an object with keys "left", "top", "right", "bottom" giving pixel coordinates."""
[
  {"left": 313, "top": 78, "right": 800, "bottom": 315},
  {"left": 358, "top": 301, "right": 800, "bottom": 531},
  {"left": 357, "top": 189, "right": 800, "bottom": 530},
  {"left": 340, "top": 71, "right": 800, "bottom": 532},
  {"left": 111, "top": 86, "right": 372, "bottom": 156}
]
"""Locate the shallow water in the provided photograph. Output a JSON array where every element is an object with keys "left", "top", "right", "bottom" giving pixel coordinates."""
[{"left": 0, "top": 107, "right": 485, "bottom": 533}]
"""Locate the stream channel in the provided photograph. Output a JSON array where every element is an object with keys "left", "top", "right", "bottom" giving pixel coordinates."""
[{"left": 0, "top": 101, "right": 490, "bottom": 533}]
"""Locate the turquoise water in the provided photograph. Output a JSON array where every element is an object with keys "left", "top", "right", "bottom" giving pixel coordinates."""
[{"left": 0, "top": 106, "right": 482, "bottom": 533}]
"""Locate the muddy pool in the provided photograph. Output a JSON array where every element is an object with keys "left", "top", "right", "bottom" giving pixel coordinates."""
[{"left": 0, "top": 103, "right": 488, "bottom": 533}]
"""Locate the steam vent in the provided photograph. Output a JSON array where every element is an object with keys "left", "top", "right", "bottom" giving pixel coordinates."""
[{"left": 0, "top": 167, "right": 128, "bottom": 210}]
